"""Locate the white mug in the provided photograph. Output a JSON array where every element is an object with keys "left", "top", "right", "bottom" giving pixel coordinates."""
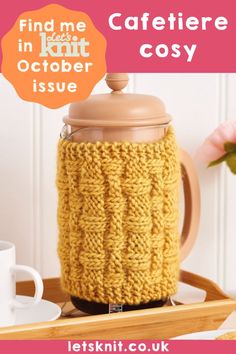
[{"left": 0, "top": 241, "right": 44, "bottom": 327}]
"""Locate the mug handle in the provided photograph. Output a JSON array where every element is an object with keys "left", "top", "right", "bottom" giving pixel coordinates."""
[
  {"left": 10, "top": 265, "right": 44, "bottom": 309},
  {"left": 180, "top": 149, "right": 201, "bottom": 261}
]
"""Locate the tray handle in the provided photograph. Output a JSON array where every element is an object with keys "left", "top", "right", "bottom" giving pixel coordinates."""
[{"left": 180, "top": 270, "right": 230, "bottom": 301}]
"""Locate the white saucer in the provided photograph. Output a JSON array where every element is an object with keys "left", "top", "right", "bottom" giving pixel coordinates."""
[
  {"left": 15, "top": 295, "right": 61, "bottom": 325},
  {"left": 174, "top": 329, "right": 236, "bottom": 340}
]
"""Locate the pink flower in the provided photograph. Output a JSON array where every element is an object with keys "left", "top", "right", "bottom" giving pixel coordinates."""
[{"left": 196, "top": 121, "right": 236, "bottom": 164}]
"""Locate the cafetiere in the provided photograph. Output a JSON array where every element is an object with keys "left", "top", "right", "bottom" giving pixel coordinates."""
[{"left": 57, "top": 73, "right": 200, "bottom": 314}]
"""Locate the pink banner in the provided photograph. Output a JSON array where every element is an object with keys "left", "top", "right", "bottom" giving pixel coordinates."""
[
  {"left": 0, "top": 0, "right": 236, "bottom": 72},
  {"left": 0, "top": 340, "right": 236, "bottom": 353}
]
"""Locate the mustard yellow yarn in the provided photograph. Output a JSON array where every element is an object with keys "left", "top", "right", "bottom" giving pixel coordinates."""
[{"left": 57, "top": 127, "right": 181, "bottom": 305}]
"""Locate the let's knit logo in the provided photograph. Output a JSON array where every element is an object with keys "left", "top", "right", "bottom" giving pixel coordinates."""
[{"left": 1, "top": 4, "right": 106, "bottom": 108}]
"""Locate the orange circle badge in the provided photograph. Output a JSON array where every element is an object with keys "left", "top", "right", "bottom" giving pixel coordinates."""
[{"left": 1, "top": 4, "right": 107, "bottom": 108}]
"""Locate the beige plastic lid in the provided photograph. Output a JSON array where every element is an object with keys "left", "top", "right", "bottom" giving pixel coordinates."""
[{"left": 64, "top": 73, "right": 172, "bottom": 127}]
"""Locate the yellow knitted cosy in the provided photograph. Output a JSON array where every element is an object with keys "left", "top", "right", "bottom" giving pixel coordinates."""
[{"left": 57, "top": 127, "right": 181, "bottom": 305}]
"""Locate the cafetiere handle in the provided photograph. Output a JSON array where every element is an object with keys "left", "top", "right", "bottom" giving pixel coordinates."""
[{"left": 180, "top": 149, "right": 201, "bottom": 261}]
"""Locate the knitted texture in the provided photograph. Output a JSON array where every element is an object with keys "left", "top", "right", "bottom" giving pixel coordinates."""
[{"left": 57, "top": 127, "right": 181, "bottom": 305}]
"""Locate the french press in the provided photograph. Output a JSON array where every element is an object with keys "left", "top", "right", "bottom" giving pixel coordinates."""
[{"left": 57, "top": 73, "right": 200, "bottom": 314}]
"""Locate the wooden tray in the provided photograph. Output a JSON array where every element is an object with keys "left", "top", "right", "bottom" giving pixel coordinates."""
[{"left": 0, "top": 270, "right": 235, "bottom": 339}]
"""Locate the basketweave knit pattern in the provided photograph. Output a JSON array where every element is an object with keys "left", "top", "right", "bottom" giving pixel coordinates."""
[{"left": 57, "top": 127, "right": 181, "bottom": 305}]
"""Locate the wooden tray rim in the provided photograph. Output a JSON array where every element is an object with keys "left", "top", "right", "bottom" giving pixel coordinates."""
[{"left": 0, "top": 270, "right": 235, "bottom": 338}]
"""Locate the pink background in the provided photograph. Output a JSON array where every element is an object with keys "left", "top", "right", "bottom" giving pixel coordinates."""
[
  {"left": 0, "top": 0, "right": 236, "bottom": 72},
  {"left": 1, "top": 340, "right": 236, "bottom": 353}
]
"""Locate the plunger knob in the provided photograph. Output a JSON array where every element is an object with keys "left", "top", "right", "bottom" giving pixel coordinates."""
[{"left": 105, "top": 73, "right": 129, "bottom": 93}]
